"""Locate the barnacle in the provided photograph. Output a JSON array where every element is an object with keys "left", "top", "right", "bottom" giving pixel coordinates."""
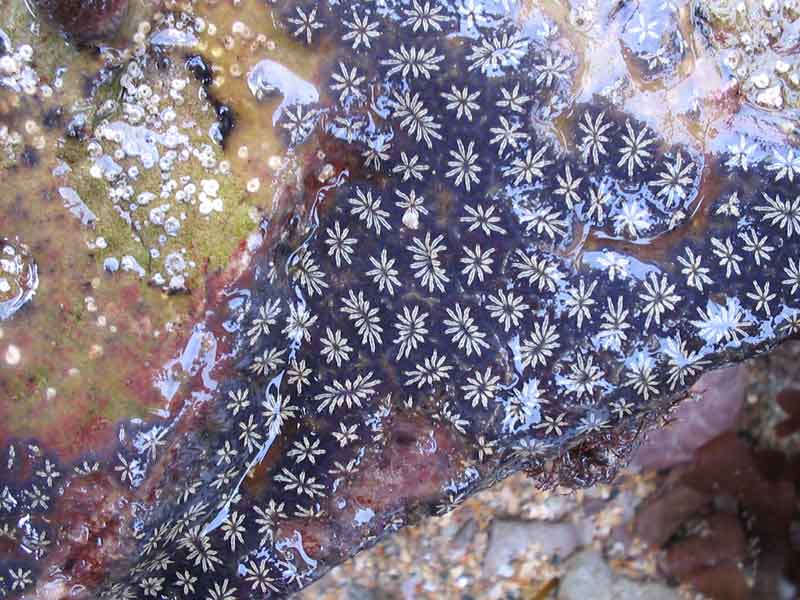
[{"left": 1, "top": 0, "right": 799, "bottom": 598}]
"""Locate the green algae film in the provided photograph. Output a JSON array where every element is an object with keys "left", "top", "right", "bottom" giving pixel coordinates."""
[{"left": 0, "top": 0, "right": 306, "bottom": 458}]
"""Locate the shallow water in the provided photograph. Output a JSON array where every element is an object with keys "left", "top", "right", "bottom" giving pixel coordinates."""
[{"left": 0, "top": 0, "right": 799, "bottom": 598}]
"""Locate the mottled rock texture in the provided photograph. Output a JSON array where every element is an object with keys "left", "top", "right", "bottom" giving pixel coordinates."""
[
  {"left": 37, "top": 0, "right": 130, "bottom": 41},
  {"left": 1, "top": 0, "right": 799, "bottom": 598}
]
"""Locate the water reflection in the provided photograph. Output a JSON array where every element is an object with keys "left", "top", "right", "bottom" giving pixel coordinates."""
[{"left": 0, "top": 0, "right": 799, "bottom": 598}]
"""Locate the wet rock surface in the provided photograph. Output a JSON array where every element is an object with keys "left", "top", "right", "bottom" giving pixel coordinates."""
[
  {"left": 299, "top": 346, "right": 800, "bottom": 599},
  {"left": 631, "top": 364, "right": 747, "bottom": 470},
  {"left": 37, "top": 0, "right": 131, "bottom": 42},
  {"left": 0, "top": 0, "right": 798, "bottom": 598},
  {"left": 0, "top": 238, "right": 38, "bottom": 322}
]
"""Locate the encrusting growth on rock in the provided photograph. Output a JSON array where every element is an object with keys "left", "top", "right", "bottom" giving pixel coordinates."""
[{"left": 1, "top": 0, "right": 799, "bottom": 598}]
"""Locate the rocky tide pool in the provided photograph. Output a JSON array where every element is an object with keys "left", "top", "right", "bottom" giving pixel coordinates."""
[{"left": 0, "top": 0, "right": 799, "bottom": 597}]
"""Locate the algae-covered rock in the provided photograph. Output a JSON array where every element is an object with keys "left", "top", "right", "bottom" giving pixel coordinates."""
[
  {"left": 0, "top": 0, "right": 798, "bottom": 598},
  {"left": 37, "top": 0, "right": 130, "bottom": 42}
]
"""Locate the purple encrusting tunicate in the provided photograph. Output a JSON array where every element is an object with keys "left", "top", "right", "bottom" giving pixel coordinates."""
[{"left": 1, "top": 0, "right": 799, "bottom": 598}]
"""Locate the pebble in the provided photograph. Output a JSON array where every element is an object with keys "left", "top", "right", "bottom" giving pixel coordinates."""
[
  {"left": 613, "top": 579, "right": 681, "bottom": 600},
  {"left": 558, "top": 551, "right": 680, "bottom": 600},
  {"left": 558, "top": 551, "right": 613, "bottom": 600},
  {"left": 631, "top": 366, "right": 746, "bottom": 470},
  {"left": 344, "top": 583, "right": 377, "bottom": 600},
  {"left": 484, "top": 519, "right": 579, "bottom": 577}
]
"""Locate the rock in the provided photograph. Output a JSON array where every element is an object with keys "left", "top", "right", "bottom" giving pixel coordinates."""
[
  {"left": 611, "top": 578, "right": 680, "bottom": 600},
  {"left": 447, "top": 516, "right": 480, "bottom": 560},
  {"left": 2, "top": 0, "right": 800, "bottom": 597},
  {"left": 634, "top": 485, "right": 709, "bottom": 546},
  {"left": 560, "top": 551, "right": 680, "bottom": 600},
  {"left": 345, "top": 583, "right": 378, "bottom": 600},
  {"left": 559, "top": 551, "right": 613, "bottom": 600},
  {"left": 484, "top": 519, "right": 579, "bottom": 576},
  {"left": 664, "top": 513, "right": 747, "bottom": 579},
  {"left": 632, "top": 366, "right": 748, "bottom": 470}
]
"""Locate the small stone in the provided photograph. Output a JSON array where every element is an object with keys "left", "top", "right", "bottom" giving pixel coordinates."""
[
  {"left": 485, "top": 519, "right": 579, "bottom": 577},
  {"left": 611, "top": 578, "right": 680, "bottom": 600},
  {"left": 344, "top": 583, "right": 377, "bottom": 600},
  {"left": 632, "top": 366, "right": 746, "bottom": 470},
  {"left": 559, "top": 551, "right": 613, "bottom": 600}
]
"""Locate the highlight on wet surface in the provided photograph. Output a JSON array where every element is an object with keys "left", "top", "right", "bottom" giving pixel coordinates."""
[{"left": 0, "top": 0, "right": 799, "bottom": 598}]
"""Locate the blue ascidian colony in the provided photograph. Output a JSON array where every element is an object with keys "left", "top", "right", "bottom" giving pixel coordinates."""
[{"left": 1, "top": 0, "right": 800, "bottom": 598}]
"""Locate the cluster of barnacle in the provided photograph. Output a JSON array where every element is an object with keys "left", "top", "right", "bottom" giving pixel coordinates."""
[
  {"left": 696, "top": 0, "right": 800, "bottom": 111},
  {"left": 2, "top": 0, "right": 800, "bottom": 598},
  {"left": 0, "top": 39, "right": 50, "bottom": 170},
  {"left": 63, "top": 43, "right": 253, "bottom": 292}
]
